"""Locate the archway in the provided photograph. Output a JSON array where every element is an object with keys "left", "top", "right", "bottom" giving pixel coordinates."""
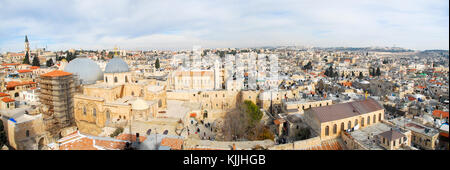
[{"left": 38, "top": 138, "right": 45, "bottom": 150}]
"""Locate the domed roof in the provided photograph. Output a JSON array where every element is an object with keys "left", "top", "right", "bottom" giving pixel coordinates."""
[
  {"left": 64, "top": 58, "right": 103, "bottom": 85},
  {"left": 105, "top": 56, "right": 129, "bottom": 73},
  {"left": 132, "top": 98, "right": 149, "bottom": 110}
]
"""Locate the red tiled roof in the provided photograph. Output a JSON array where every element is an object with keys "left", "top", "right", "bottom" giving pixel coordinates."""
[
  {"left": 6, "top": 81, "right": 36, "bottom": 88},
  {"left": 0, "top": 92, "right": 10, "bottom": 97},
  {"left": 1, "top": 97, "right": 15, "bottom": 103},
  {"left": 1, "top": 63, "right": 20, "bottom": 66},
  {"left": 433, "top": 110, "right": 449, "bottom": 119},
  {"left": 160, "top": 138, "right": 183, "bottom": 150},
  {"left": 40, "top": 70, "right": 72, "bottom": 77},
  {"left": 18, "top": 69, "right": 32, "bottom": 73},
  {"left": 115, "top": 134, "right": 147, "bottom": 142},
  {"left": 29, "top": 66, "right": 40, "bottom": 69},
  {"left": 305, "top": 140, "right": 344, "bottom": 150}
]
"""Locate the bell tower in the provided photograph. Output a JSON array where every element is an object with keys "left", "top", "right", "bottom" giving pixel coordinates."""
[{"left": 25, "top": 35, "right": 30, "bottom": 55}]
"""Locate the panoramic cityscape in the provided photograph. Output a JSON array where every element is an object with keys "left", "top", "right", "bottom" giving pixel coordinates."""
[{"left": 0, "top": 0, "right": 448, "bottom": 152}]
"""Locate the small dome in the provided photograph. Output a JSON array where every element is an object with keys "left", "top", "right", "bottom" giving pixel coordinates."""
[
  {"left": 132, "top": 98, "right": 149, "bottom": 110},
  {"left": 105, "top": 56, "right": 129, "bottom": 73},
  {"left": 64, "top": 58, "right": 103, "bottom": 85}
]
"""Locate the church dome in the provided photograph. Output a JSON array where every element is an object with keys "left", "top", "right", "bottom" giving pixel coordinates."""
[
  {"left": 105, "top": 57, "right": 129, "bottom": 73},
  {"left": 64, "top": 58, "right": 103, "bottom": 85},
  {"left": 132, "top": 98, "right": 149, "bottom": 110}
]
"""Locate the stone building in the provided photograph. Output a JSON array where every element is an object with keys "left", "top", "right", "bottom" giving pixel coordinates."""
[
  {"left": 304, "top": 98, "right": 385, "bottom": 140},
  {"left": 0, "top": 108, "right": 47, "bottom": 150}
]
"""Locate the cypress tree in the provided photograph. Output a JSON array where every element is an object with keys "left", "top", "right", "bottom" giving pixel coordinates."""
[
  {"left": 23, "top": 51, "right": 30, "bottom": 64},
  {"left": 46, "top": 58, "right": 54, "bottom": 67},
  {"left": 155, "top": 58, "right": 160, "bottom": 69},
  {"left": 376, "top": 67, "right": 381, "bottom": 76},
  {"left": 32, "top": 56, "right": 40, "bottom": 66}
]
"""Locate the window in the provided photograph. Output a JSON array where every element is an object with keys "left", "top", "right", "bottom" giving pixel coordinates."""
[
  {"left": 333, "top": 124, "right": 337, "bottom": 134},
  {"left": 125, "top": 76, "right": 128, "bottom": 83},
  {"left": 348, "top": 121, "right": 351, "bottom": 129},
  {"left": 106, "top": 77, "right": 108, "bottom": 83},
  {"left": 83, "top": 107, "right": 87, "bottom": 115},
  {"left": 26, "top": 130, "right": 30, "bottom": 137},
  {"left": 367, "top": 116, "right": 370, "bottom": 125},
  {"left": 93, "top": 108, "right": 96, "bottom": 117},
  {"left": 379, "top": 113, "right": 381, "bottom": 121},
  {"left": 341, "top": 122, "right": 345, "bottom": 131},
  {"left": 325, "top": 126, "right": 329, "bottom": 136},
  {"left": 114, "top": 77, "right": 118, "bottom": 83},
  {"left": 106, "top": 110, "right": 110, "bottom": 120},
  {"left": 393, "top": 140, "right": 396, "bottom": 146},
  {"left": 132, "top": 92, "right": 134, "bottom": 96},
  {"left": 373, "top": 115, "right": 376, "bottom": 123},
  {"left": 383, "top": 138, "right": 386, "bottom": 144},
  {"left": 361, "top": 118, "right": 365, "bottom": 127}
]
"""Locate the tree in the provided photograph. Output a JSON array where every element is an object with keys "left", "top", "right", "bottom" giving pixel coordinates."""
[
  {"left": 155, "top": 58, "right": 160, "bottom": 70},
  {"left": 23, "top": 51, "right": 30, "bottom": 64},
  {"left": 376, "top": 67, "right": 381, "bottom": 76},
  {"left": 295, "top": 127, "right": 311, "bottom": 140},
  {"left": 32, "top": 56, "right": 40, "bottom": 66},
  {"left": 46, "top": 58, "right": 54, "bottom": 67},
  {"left": 0, "top": 119, "right": 7, "bottom": 147},
  {"left": 66, "top": 52, "right": 77, "bottom": 62}
]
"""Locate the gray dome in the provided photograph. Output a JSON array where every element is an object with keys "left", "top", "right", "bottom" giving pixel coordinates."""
[
  {"left": 64, "top": 58, "right": 103, "bottom": 85},
  {"left": 105, "top": 57, "right": 129, "bottom": 73}
]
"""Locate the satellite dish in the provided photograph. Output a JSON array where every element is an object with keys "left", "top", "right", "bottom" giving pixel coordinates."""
[{"left": 146, "top": 129, "right": 152, "bottom": 135}]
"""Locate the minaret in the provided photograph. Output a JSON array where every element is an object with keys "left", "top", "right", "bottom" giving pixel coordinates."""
[{"left": 25, "top": 35, "right": 30, "bottom": 55}]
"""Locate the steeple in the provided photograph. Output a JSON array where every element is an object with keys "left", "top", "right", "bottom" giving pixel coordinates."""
[{"left": 25, "top": 35, "right": 29, "bottom": 43}]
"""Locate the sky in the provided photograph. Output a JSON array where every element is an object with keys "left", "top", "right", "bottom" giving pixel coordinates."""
[{"left": 0, "top": 0, "right": 448, "bottom": 52}]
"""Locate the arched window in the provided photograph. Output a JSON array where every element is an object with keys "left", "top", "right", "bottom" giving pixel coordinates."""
[
  {"left": 367, "top": 116, "right": 370, "bottom": 125},
  {"left": 320, "top": 103, "right": 322, "bottom": 107},
  {"left": 361, "top": 118, "right": 365, "bottom": 127},
  {"left": 341, "top": 122, "right": 345, "bottom": 131},
  {"left": 333, "top": 124, "right": 337, "bottom": 134},
  {"left": 302, "top": 106, "right": 305, "bottom": 110},
  {"left": 114, "top": 76, "right": 118, "bottom": 83},
  {"left": 325, "top": 126, "right": 329, "bottom": 136},
  {"left": 83, "top": 106, "right": 87, "bottom": 115},
  {"left": 105, "top": 77, "right": 108, "bottom": 83},
  {"left": 131, "top": 91, "right": 134, "bottom": 96},
  {"left": 93, "top": 108, "right": 96, "bottom": 117},
  {"left": 26, "top": 130, "right": 30, "bottom": 137},
  {"left": 355, "top": 119, "right": 358, "bottom": 126},
  {"left": 379, "top": 113, "right": 382, "bottom": 121},
  {"left": 125, "top": 76, "right": 128, "bottom": 83},
  {"left": 373, "top": 115, "right": 376, "bottom": 123},
  {"left": 348, "top": 121, "right": 351, "bottom": 129}
]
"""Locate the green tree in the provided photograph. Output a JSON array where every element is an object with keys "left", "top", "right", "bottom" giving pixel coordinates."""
[
  {"left": 32, "top": 56, "right": 40, "bottom": 66},
  {"left": 23, "top": 51, "right": 30, "bottom": 64},
  {"left": 155, "top": 58, "right": 160, "bottom": 70},
  {"left": 46, "top": 58, "right": 54, "bottom": 67},
  {"left": 244, "top": 100, "right": 262, "bottom": 125},
  {"left": 376, "top": 67, "right": 381, "bottom": 76}
]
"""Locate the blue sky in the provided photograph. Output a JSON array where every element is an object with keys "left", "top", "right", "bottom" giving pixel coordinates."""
[{"left": 0, "top": 0, "right": 448, "bottom": 52}]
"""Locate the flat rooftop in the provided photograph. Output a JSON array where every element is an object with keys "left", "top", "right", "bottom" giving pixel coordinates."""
[
  {"left": 349, "top": 123, "right": 397, "bottom": 150},
  {"left": 390, "top": 117, "right": 440, "bottom": 137}
]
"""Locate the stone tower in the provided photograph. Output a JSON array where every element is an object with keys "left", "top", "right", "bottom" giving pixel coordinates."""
[{"left": 25, "top": 35, "right": 30, "bottom": 55}]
